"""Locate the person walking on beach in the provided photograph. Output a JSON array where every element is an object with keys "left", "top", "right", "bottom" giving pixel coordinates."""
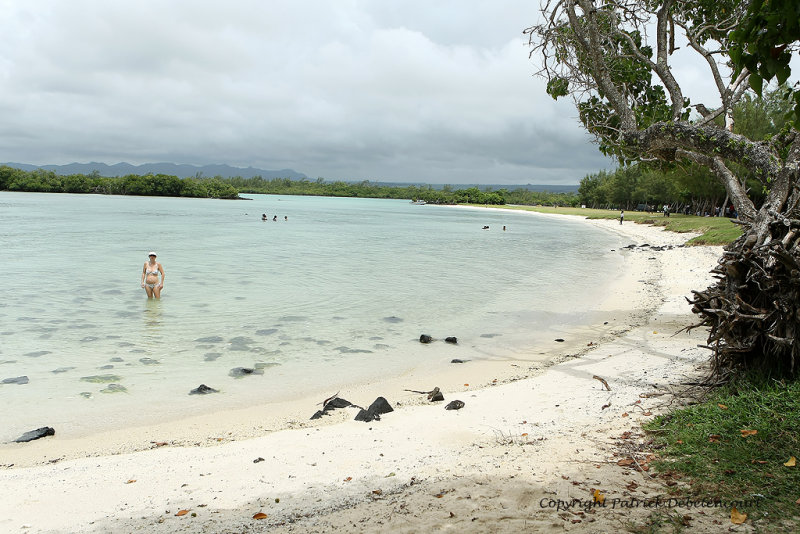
[
  {"left": 620, "top": 210, "right": 624, "bottom": 225},
  {"left": 141, "top": 251, "right": 165, "bottom": 299}
]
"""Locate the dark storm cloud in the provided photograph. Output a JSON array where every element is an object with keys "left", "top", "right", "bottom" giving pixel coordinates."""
[{"left": 0, "top": 0, "right": 613, "bottom": 184}]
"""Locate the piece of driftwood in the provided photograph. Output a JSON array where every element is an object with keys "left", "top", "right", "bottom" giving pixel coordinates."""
[{"left": 593, "top": 375, "right": 611, "bottom": 391}]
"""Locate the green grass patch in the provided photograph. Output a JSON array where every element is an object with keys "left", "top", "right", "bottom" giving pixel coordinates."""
[
  {"left": 479, "top": 205, "right": 742, "bottom": 246},
  {"left": 644, "top": 376, "right": 800, "bottom": 532}
]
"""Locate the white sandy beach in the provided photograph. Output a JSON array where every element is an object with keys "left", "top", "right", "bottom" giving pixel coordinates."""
[{"left": 0, "top": 213, "right": 740, "bottom": 533}]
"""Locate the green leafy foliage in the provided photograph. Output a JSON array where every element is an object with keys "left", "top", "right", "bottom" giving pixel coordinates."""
[
  {"left": 0, "top": 166, "right": 240, "bottom": 199},
  {"left": 730, "top": 0, "right": 800, "bottom": 123}
]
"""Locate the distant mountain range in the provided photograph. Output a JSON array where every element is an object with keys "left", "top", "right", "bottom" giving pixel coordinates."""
[
  {"left": 1, "top": 161, "right": 307, "bottom": 180},
  {"left": 2, "top": 161, "right": 578, "bottom": 192}
]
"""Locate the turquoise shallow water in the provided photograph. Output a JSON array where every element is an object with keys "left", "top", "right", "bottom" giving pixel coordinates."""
[{"left": 0, "top": 192, "right": 626, "bottom": 439}]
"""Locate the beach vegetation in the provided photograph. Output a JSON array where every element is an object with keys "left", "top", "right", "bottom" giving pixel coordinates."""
[
  {"left": 496, "top": 205, "right": 742, "bottom": 246},
  {"left": 0, "top": 166, "right": 240, "bottom": 199},
  {"left": 644, "top": 374, "right": 800, "bottom": 532},
  {"left": 527, "top": 0, "right": 800, "bottom": 378}
]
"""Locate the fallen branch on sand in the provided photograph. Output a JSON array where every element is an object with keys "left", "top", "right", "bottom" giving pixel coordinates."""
[
  {"left": 404, "top": 387, "right": 444, "bottom": 401},
  {"left": 593, "top": 375, "right": 611, "bottom": 391}
]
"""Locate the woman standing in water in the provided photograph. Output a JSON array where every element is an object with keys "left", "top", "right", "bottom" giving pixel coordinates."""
[{"left": 141, "top": 251, "right": 165, "bottom": 299}]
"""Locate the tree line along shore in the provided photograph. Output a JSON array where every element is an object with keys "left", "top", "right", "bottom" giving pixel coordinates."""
[{"left": 0, "top": 161, "right": 751, "bottom": 216}]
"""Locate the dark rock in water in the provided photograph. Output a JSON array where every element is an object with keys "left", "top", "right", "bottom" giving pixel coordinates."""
[
  {"left": 81, "top": 374, "right": 122, "bottom": 383},
  {"left": 15, "top": 427, "right": 55, "bottom": 442},
  {"left": 24, "top": 350, "right": 52, "bottom": 358},
  {"left": 228, "top": 367, "right": 264, "bottom": 378},
  {"left": 189, "top": 384, "right": 219, "bottom": 395},
  {"left": 335, "top": 346, "right": 373, "bottom": 354},
  {"left": 419, "top": 334, "right": 433, "bottom": 344},
  {"left": 445, "top": 337, "right": 458, "bottom": 344},
  {"left": 451, "top": 359, "right": 468, "bottom": 364},
  {"left": 195, "top": 336, "right": 224, "bottom": 343},
  {"left": 310, "top": 410, "right": 326, "bottom": 420},
  {"left": 2, "top": 376, "right": 29, "bottom": 385},
  {"left": 555, "top": 338, "right": 565, "bottom": 343},
  {"left": 445, "top": 400, "right": 465, "bottom": 410},
  {"left": 52, "top": 367, "right": 76, "bottom": 374},
  {"left": 255, "top": 328, "right": 278, "bottom": 336}
]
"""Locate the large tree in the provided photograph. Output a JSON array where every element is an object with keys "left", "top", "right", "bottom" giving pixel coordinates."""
[{"left": 526, "top": 0, "right": 800, "bottom": 377}]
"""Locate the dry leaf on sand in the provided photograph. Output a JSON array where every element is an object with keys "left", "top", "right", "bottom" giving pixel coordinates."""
[{"left": 730, "top": 507, "right": 747, "bottom": 524}]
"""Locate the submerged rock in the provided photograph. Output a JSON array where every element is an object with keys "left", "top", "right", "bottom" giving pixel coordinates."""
[
  {"left": 228, "top": 367, "right": 264, "bottom": 378},
  {"left": 101, "top": 384, "right": 127, "bottom": 393},
  {"left": 189, "top": 384, "right": 219, "bottom": 395},
  {"left": 52, "top": 367, "right": 76, "bottom": 374},
  {"left": 2, "top": 376, "right": 29, "bottom": 385},
  {"left": 24, "top": 350, "right": 52, "bottom": 358},
  {"left": 80, "top": 374, "right": 122, "bottom": 383},
  {"left": 195, "top": 336, "right": 224, "bottom": 343},
  {"left": 15, "top": 427, "right": 55, "bottom": 443},
  {"left": 139, "top": 357, "right": 160, "bottom": 365},
  {"left": 255, "top": 328, "right": 278, "bottom": 336}
]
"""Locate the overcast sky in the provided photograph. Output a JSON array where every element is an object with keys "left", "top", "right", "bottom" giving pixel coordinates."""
[{"left": 0, "top": 1, "right": 741, "bottom": 185}]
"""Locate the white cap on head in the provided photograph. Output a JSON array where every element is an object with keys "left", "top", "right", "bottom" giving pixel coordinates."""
[{"left": 148, "top": 251, "right": 157, "bottom": 257}]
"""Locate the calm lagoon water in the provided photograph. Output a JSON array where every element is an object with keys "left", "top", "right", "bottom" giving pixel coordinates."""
[{"left": 0, "top": 192, "right": 627, "bottom": 440}]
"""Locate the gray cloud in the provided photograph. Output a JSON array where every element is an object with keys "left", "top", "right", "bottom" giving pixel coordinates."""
[{"left": 0, "top": 0, "right": 613, "bottom": 184}]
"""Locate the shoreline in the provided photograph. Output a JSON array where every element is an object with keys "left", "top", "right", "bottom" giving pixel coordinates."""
[
  {"left": 0, "top": 214, "right": 727, "bottom": 533},
  {"left": 1, "top": 212, "right": 656, "bottom": 466}
]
